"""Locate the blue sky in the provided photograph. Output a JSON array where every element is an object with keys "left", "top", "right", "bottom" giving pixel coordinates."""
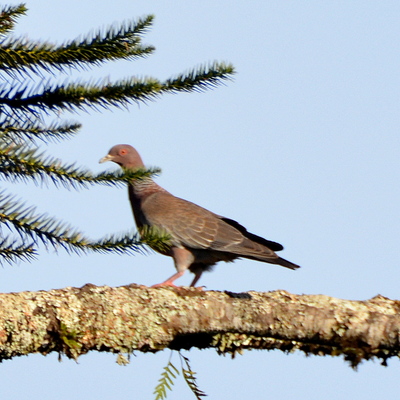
[{"left": 1, "top": 1, "right": 400, "bottom": 399}]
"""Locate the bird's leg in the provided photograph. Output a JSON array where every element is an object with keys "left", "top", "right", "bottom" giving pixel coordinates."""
[
  {"left": 189, "top": 270, "right": 203, "bottom": 287},
  {"left": 151, "top": 271, "right": 185, "bottom": 288},
  {"left": 152, "top": 247, "right": 195, "bottom": 288}
]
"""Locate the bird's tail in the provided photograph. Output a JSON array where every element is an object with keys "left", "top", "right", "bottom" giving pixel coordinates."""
[
  {"left": 272, "top": 256, "right": 300, "bottom": 270},
  {"left": 243, "top": 253, "right": 301, "bottom": 270}
]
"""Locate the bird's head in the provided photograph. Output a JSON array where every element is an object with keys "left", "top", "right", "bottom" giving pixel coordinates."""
[{"left": 99, "top": 144, "right": 145, "bottom": 169}]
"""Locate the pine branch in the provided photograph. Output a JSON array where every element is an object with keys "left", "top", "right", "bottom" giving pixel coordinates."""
[
  {"left": 85, "top": 231, "right": 147, "bottom": 256},
  {"left": 0, "top": 77, "right": 162, "bottom": 115},
  {"left": 180, "top": 354, "right": 207, "bottom": 400},
  {"left": 0, "top": 143, "right": 160, "bottom": 188},
  {"left": 94, "top": 167, "right": 162, "bottom": 187},
  {"left": 0, "top": 118, "right": 81, "bottom": 143},
  {"left": 153, "top": 361, "right": 180, "bottom": 400},
  {"left": 0, "top": 4, "right": 27, "bottom": 36},
  {"left": 0, "top": 15, "right": 155, "bottom": 74},
  {"left": 0, "top": 63, "right": 234, "bottom": 116},
  {"left": 139, "top": 225, "right": 172, "bottom": 254},
  {"left": 0, "top": 191, "right": 88, "bottom": 253},
  {"left": 0, "top": 191, "right": 146, "bottom": 256},
  {"left": 0, "top": 7, "right": 235, "bottom": 267},
  {"left": 0, "top": 144, "right": 100, "bottom": 188},
  {"left": 163, "top": 62, "right": 235, "bottom": 93},
  {"left": 153, "top": 352, "right": 207, "bottom": 400},
  {"left": 65, "top": 15, "right": 155, "bottom": 63},
  {"left": 0, "top": 237, "right": 36, "bottom": 264}
]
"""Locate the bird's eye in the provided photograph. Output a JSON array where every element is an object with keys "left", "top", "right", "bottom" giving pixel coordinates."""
[{"left": 120, "top": 149, "right": 127, "bottom": 156}]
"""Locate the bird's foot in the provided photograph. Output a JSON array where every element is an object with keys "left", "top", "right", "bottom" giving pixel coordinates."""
[
  {"left": 151, "top": 271, "right": 185, "bottom": 288},
  {"left": 151, "top": 282, "right": 205, "bottom": 292},
  {"left": 189, "top": 285, "right": 206, "bottom": 291},
  {"left": 151, "top": 281, "right": 178, "bottom": 288}
]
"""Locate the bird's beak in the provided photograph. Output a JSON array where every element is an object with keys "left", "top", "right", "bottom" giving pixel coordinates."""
[{"left": 99, "top": 154, "right": 114, "bottom": 164}]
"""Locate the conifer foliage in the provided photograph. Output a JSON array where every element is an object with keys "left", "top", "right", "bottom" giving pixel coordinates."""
[{"left": 0, "top": 4, "right": 234, "bottom": 264}]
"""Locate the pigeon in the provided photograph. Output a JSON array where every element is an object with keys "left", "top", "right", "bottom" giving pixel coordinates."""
[{"left": 100, "top": 144, "right": 300, "bottom": 287}]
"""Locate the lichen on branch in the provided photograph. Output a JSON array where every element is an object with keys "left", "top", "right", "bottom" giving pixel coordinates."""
[{"left": 0, "top": 286, "right": 398, "bottom": 368}]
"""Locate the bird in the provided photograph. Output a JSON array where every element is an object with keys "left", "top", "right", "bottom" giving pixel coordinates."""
[{"left": 99, "top": 144, "right": 300, "bottom": 287}]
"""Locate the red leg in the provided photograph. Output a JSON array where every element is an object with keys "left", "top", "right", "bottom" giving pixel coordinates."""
[
  {"left": 152, "top": 247, "right": 195, "bottom": 288},
  {"left": 151, "top": 270, "right": 185, "bottom": 288}
]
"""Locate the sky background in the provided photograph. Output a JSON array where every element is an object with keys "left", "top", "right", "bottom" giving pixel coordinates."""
[{"left": 1, "top": 1, "right": 400, "bottom": 399}]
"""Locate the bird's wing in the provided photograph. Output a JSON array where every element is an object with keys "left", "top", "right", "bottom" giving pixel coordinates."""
[
  {"left": 140, "top": 192, "right": 280, "bottom": 258},
  {"left": 141, "top": 192, "right": 238, "bottom": 249},
  {"left": 220, "top": 217, "right": 284, "bottom": 251}
]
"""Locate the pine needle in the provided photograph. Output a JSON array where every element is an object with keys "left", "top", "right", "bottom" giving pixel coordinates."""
[
  {"left": 0, "top": 118, "right": 81, "bottom": 143},
  {"left": 0, "top": 190, "right": 146, "bottom": 256},
  {"left": 0, "top": 237, "right": 36, "bottom": 264},
  {"left": 153, "top": 352, "right": 207, "bottom": 400},
  {"left": 0, "top": 15, "right": 155, "bottom": 74},
  {"left": 0, "top": 5, "right": 235, "bottom": 266},
  {"left": 139, "top": 225, "right": 172, "bottom": 254},
  {"left": 0, "top": 4, "right": 27, "bottom": 35},
  {"left": 180, "top": 353, "right": 207, "bottom": 399},
  {"left": 153, "top": 361, "right": 180, "bottom": 400},
  {"left": 0, "top": 142, "right": 160, "bottom": 189}
]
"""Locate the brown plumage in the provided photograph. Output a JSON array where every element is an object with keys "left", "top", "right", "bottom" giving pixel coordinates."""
[{"left": 100, "top": 144, "right": 300, "bottom": 287}]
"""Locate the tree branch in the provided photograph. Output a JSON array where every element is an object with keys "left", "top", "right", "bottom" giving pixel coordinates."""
[{"left": 0, "top": 285, "right": 398, "bottom": 367}]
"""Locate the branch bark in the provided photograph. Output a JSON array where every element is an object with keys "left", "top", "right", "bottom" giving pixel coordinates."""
[{"left": 0, "top": 284, "right": 399, "bottom": 367}]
